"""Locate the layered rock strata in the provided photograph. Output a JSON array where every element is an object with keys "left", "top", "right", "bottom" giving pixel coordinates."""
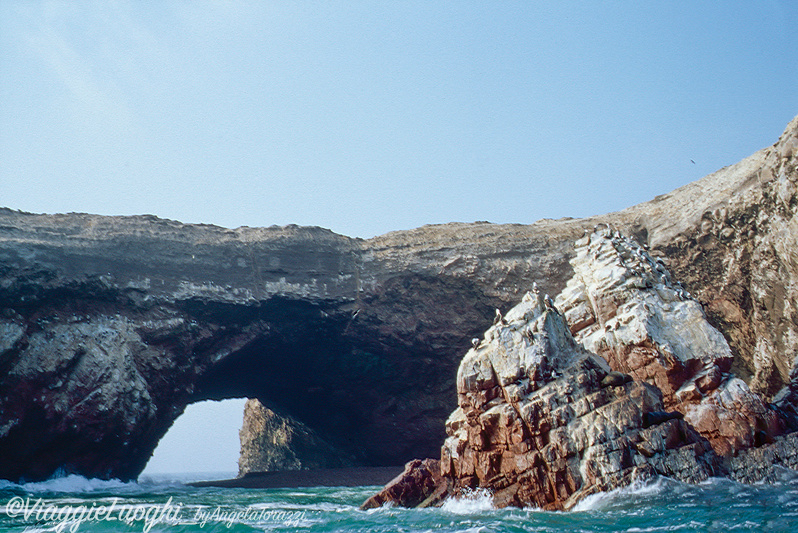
[
  {"left": 0, "top": 114, "right": 796, "bottom": 482},
  {"left": 364, "top": 225, "right": 798, "bottom": 510},
  {"left": 361, "top": 459, "right": 446, "bottom": 509}
]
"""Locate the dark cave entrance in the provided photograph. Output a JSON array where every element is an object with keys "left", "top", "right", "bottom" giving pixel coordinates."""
[
  {"left": 185, "top": 311, "right": 389, "bottom": 469},
  {"left": 164, "top": 294, "right": 455, "bottom": 474}
]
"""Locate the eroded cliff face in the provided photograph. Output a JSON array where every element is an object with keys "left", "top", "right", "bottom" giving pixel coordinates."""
[
  {"left": 0, "top": 215, "right": 555, "bottom": 481},
  {"left": 1, "top": 114, "right": 797, "bottom": 482},
  {"left": 616, "top": 116, "right": 798, "bottom": 408},
  {"left": 363, "top": 227, "right": 794, "bottom": 510}
]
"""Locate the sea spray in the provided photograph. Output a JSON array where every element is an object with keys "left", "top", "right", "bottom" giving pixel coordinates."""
[
  {"left": 570, "top": 477, "right": 671, "bottom": 512},
  {"left": 18, "top": 474, "right": 136, "bottom": 494},
  {"left": 440, "top": 488, "right": 495, "bottom": 514}
]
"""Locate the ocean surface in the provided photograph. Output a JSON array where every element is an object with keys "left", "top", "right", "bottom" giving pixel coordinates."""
[{"left": 2, "top": 471, "right": 798, "bottom": 533}]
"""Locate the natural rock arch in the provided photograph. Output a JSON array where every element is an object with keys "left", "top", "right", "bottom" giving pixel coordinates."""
[{"left": 0, "top": 216, "right": 561, "bottom": 481}]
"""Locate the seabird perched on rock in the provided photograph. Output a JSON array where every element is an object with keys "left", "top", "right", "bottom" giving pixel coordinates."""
[
  {"left": 544, "top": 294, "right": 557, "bottom": 312},
  {"left": 471, "top": 337, "right": 480, "bottom": 348},
  {"left": 493, "top": 308, "right": 507, "bottom": 325},
  {"left": 522, "top": 291, "right": 533, "bottom": 303},
  {"left": 532, "top": 281, "right": 539, "bottom": 293}
]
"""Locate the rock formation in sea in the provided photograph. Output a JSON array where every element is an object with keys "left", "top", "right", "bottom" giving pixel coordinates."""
[
  {"left": 555, "top": 228, "right": 784, "bottom": 458},
  {"left": 363, "top": 228, "right": 796, "bottom": 509},
  {"left": 0, "top": 114, "right": 796, "bottom": 482},
  {"left": 364, "top": 275, "right": 716, "bottom": 509},
  {"left": 237, "top": 399, "right": 356, "bottom": 474}
]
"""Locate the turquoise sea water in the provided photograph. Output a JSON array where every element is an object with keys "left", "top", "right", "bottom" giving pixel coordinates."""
[{"left": 2, "top": 471, "right": 798, "bottom": 533}]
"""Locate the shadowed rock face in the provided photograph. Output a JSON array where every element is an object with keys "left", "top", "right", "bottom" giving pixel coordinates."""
[
  {"left": 0, "top": 217, "right": 558, "bottom": 481},
  {"left": 1, "top": 114, "right": 797, "bottom": 482}
]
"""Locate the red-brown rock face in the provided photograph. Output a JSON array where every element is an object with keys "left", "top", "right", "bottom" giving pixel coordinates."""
[
  {"left": 440, "top": 293, "right": 721, "bottom": 510},
  {"left": 556, "top": 228, "right": 784, "bottom": 456},
  {"left": 1, "top": 115, "right": 796, "bottom": 484},
  {"left": 366, "top": 292, "right": 721, "bottom": 511},
  {"left": 363, "top": 225, "right": 798, "bottom": 510},
  {"left": 360, "top": 459, "right": 446, "bottom": 510}
]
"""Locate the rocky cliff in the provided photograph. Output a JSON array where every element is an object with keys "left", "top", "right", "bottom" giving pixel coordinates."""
[
  {"left": 363, "top": 227, "right": 794, "bottom": 510},
  {"left": 364, "top": 287, "right": 722, "bottom": 510},
  {"left": 1, "top": 114, "right": 796, "bottom": 482},
  {"left": 556, "top": 228, "right": 783, "bottom": 457},
  {"left": 237, "top": 398, "right": 356, "bottom": 473}
]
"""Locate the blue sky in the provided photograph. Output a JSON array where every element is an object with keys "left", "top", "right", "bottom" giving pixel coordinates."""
[
  {"left": 2, "top": 1, "right": 796, "bottom": 239},
  {"left": 2, "top": 1, "right": 797, "bottom": 476}
]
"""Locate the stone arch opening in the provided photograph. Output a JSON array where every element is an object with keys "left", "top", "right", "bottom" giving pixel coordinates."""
[
  {"left": 0, "top": 270, "right": 496, "bottom": 483},
  {"left": 183, "top": 295, "right": 446, "bottom": 471},
  {"left": 141, "top": 397, "right": 247, "bottom": 477}
]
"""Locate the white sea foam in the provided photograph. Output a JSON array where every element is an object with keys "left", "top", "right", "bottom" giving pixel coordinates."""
[
  {"left": 137, "top": 471, "right": 236, "bottom": 485},
  {"left": 15, "top": 474, "right": 137, "bottom": 494},
  {"left": 246, "top": 501, "right": 349, "bottom": 513},
  {"left": 441, "top": 488, "right": 495, "bottom": 514},
  {"left": 571, "top": 477, "right": 670, "bottom": 512}
]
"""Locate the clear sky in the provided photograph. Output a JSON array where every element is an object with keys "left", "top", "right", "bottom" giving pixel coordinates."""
[
  {"left": 2, "top": 1, "right": 797, "bottom": 239},
  {"left": 2, "top": 1, "right": 797, "bottom": 476},
  {"left": 142, "top": 398, "right": 246, "bottom": 476}
]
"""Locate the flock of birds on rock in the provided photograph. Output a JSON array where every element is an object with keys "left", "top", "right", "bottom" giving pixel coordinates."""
[
  {"left": 471, "top": 224, "right": 697, "bottom": 351},
  {"left": 586, "top": 224, "right": 693, "bottom": 301},
  {"left": 471, "top": 280, "right": 562, "bottom": 350}
]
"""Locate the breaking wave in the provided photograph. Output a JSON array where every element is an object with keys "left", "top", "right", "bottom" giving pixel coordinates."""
[
  {"left": 570, "top": 476, "right": 672, "bottom": 512},
  {"left": 0, "top": 474, "right": 138, "bottom": 494},
  {"left": 441, "top": 488, "right": 496, "bottom": 514}
]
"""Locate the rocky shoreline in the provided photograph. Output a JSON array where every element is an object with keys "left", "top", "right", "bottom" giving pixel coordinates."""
[{"left": 363, "top": 227, "right": 798, "bottom": 510}]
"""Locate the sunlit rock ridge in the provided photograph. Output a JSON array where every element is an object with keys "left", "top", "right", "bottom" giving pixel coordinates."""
[{"left": 0, "top": 114, "right": 796, "bottom": 482}]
